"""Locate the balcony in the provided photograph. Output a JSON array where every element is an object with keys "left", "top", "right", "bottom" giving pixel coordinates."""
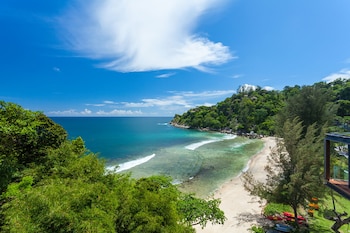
[{"left": 324, "top": 133, "right": 350, "bottom": 200}]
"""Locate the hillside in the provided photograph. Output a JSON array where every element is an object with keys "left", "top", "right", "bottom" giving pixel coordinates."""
[{"left": 171, "top": 79, "right": 350, "bottom": 135}]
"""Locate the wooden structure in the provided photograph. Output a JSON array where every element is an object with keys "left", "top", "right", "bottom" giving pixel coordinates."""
[{"left": 324, "top": 133, "right": 350, "bottom": 200}]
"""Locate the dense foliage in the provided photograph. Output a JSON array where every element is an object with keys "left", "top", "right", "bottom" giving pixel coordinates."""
[
  {"left": 0, "top": 101, "right": 67, "bottom": 192},
  {"left": 172, "top": 87, "right": 283, "bottom": 135},
  {"left": 243, "top": 118, "right": 326, "bottom": 228},
  {"left": 0, "top": 101, "right": 225, "bottom": 232},
  {"left": 171, "top": 79, "right": 350, "bottom": 231},
  {"left": 171, "top": 79, "right": 350, "bottom": 135},
  {"left": 238, "top": 80, "right": 349, "bottom": 231}
]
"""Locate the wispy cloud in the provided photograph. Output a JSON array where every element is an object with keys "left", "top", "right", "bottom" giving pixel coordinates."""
[
  {"left": 123, "top": 96, "right": 192, "bottom": 108},
  {"left": 49, "top": 108, "right": 142, "bottom": 116},
  {"left": 100, "top": 90, "right": 235, "bottom": 109},
  {"left": 96, "top": 109, "right": 143, "bottom": 116},
  {"left": 53, "top": 67, "right": 61, "bottom": 72},
  {"left": 50, "top": 89, "right": 235, "bottom": 116},
  {"left": 120, "top": 89, "right": 234, "bottom": 113},
  {"left": 49, "top": 109, "right": 92, "bottom": 116},
  {"left": 81, "top": 109, "right": 92, "bottom": 115},
  {"left": 60, "top": 0, "right": 233, "bottom": 72},
  {"left": 156, "top": 72, "right": 176, "bottom": 78},
  {"left": 232, "top": 74, "right": 243, "bottom": 79},
  {"left": 86, "top": 103, "right": 106, "bottom": 107},
  {"left": 322, "top": 69, "right": 350, "bottom": 83},
  {"left": 174, "top": 90, "right": 235, "bottom": 98},
  {"left": 103, "top": 100, "right": 116, "bottom": 104}
]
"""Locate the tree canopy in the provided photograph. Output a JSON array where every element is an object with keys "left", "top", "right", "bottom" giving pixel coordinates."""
[
  {"left": 171, "top": 79, "right": 350, "bottom": 135},
  {"left": 243, "top": 118, "right": 326, "bottom": 228},
  {"left": 0, "top": 101, "right": 226, "bottom": 232}
]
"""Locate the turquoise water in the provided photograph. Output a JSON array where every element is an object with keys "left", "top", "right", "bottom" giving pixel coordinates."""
[
  {"left": 52, "top": 117, "right": 218, "bottom": 161},
  {"left": 52, "top": 117, "right": 263, "bottom": 197}
]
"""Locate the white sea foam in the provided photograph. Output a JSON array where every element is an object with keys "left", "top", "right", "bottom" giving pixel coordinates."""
[
  {"left": 185, "top": 134, "right": 237, "bottom": 150},
  {"left": 230, "top": 141, "right": 250, "bottom": 149},
  {"left": 106, "top": 154, "right": 156, "bottom": 173},
  {"left": 185, "top": 139, "right": 218, "bottom": 150}
]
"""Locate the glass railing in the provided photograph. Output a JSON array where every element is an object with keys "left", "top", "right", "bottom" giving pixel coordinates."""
[{"left": 332, "top": 165, "right": 349, "bottom": 181}]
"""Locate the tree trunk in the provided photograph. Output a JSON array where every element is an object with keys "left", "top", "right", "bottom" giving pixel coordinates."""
[
  {"left": 292, "top": 205, "right": 300, "bottom": 229},
  {"left": 331, "top": 214, "right": 350, "bottom": 233}
]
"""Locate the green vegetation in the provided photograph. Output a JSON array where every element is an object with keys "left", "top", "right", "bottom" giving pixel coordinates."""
[
  {"left": 172, "top": 79, "right": 350, "bottom": 135},
  {"left": 0, "top": 101, "right": 226, "bottom": 232},
  {"left": 262, "top": 203, "right": 292, "bottom": 216},
  {"left": 254, "top": 194, "right": 350, "bottom": 232},
  {"left": 308, "top": 193, "right": 350, "bottom": 233},
  {"left": 243, "top": 118, "right": 326, "bottom": 230},
  {"left": 2, "top": 78, "right": 350, "bottom": 232},
  {"left": 229, "top": 79, "right": 350, "bottom": 232},
  {"left": 172, "top": 86, "right": 283, "bottom": 135}
]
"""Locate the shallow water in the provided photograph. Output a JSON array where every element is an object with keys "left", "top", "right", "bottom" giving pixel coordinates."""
[
  {"left": 124, "top": 136, "right": 264, "bottom": 197},
  {"left": 52, "top": 117, "right": 264, "bottom": 197}
]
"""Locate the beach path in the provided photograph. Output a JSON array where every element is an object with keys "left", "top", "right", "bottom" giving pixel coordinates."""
[{"left": 195, "top": 137, "right": 276, "bottom": 233}]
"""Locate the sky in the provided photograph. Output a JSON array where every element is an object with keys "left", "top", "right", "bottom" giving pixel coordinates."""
[{"left": 1, "top": 0, "right": 350, "bottom": 117}]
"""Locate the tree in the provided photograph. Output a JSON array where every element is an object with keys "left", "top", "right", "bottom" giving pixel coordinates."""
[
  {"left": 276, "top": 85, "right": 335, "bottom": 135},
  {"left": 242, "top": 118, "right": 326, "bottom": 228},
  {"left": 2, "top": 178, "right": 120, "bottom": 233},
  {"left": 177, "top": 194, "right": 226, "bottom": 228},
  {"left": 336, "top": 100, "right": 350, "bottom": 117},
  {"left": 0, "top": 101, "right": 67, "bottom": 192},
  {"left": 171, "top": 87, "right": 283, "bottom": 135},
  {"left": 0, "top": 101, "right": 227, "bottom": 232},
  {"left": 113, "top": 175, "right": 225, "bottom": 233},
  {"left": 2, "top": 173, "right": 226, "bottom": 232}
]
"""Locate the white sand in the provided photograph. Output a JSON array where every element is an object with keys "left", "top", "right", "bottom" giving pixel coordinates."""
[{"left": 195, "top": 137, "right": 276, "bottom": 233}]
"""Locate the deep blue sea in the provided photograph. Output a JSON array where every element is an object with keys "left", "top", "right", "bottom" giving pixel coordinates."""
[{"left": 51, "top": 117, "right": 263, "bottom": 196}]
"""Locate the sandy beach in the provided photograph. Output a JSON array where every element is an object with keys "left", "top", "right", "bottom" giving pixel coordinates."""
[{"left": 195, "top": 136, "right": 276, "bottom": 233}]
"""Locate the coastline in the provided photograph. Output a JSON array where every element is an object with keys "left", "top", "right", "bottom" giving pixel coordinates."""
[
  {"left": 177, "top": 136, "right": 263, "bottom": 198},
  {"left": 195, "top": 136, "right": 276, "bottom": 233}
]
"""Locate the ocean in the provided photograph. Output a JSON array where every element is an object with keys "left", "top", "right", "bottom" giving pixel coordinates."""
[{"left": 51, "top": 117, "right": 263, "bottom": 197}]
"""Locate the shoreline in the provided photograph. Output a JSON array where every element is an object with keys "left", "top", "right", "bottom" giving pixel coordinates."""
[
  {"left": 195, "top": 136, "right": 276, "bottom": 233},
  {"left": 177, "top": 137, "right": 263, "bottom": 198}
]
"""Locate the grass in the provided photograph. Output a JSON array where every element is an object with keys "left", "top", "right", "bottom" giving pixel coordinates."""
[
  {"left": 261, "top": 193, "right": 350, "bottom": 233},
  {"left": 309, "top": 193, "right": 350, "bottom": 233}
]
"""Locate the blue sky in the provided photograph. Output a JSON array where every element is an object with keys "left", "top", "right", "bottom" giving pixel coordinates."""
[{"left": 1, "top": 0, "right": 350, "bottom": 117}]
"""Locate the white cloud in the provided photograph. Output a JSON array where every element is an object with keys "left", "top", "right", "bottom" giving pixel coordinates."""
[
  {"left": 96, "top": 109, "right": 143, "bottom": 116},
  {"left": 86, "top": 103, "right": 106, "bottom": 107},
  {"left": 263, "top": 86, "right": 274, "bottom": 91},
  {"left": 103, "top": 100, "right": 116, "bottom": 104},
  {"left": 48, "top": 109, "right": 80, "bottom": 116},
  {"left": 201, "top": 102, "right": 215, "bottom": 107},
  {"left": 60, "top": 0, "right": 232, "bottom": 72},
  {"left": 144, "top": 97, "right": 192, "bottom": 108},
  {"left": 322, "top": 69, "right": 350, "bottom": 83},
  {"left": 123, "top": 96, "right": 192, "bottom": 108},
  {"left": 81, "top": 108, "right": 92, "bottom": 115},
  {"left": 156, "top": 72, "right": 176, "bottom": 78},
  {"left": 232, "top": 74, "right": 243, "bottom": 79},
  {"left": 121, "top": 90, "right": 234, "bottom": 109},
  {"left": 50, "top": 89, "right": 234, "bottom": 116},
  {"left": 176, "top": 90, "right": 235, "bottom": 98}
]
